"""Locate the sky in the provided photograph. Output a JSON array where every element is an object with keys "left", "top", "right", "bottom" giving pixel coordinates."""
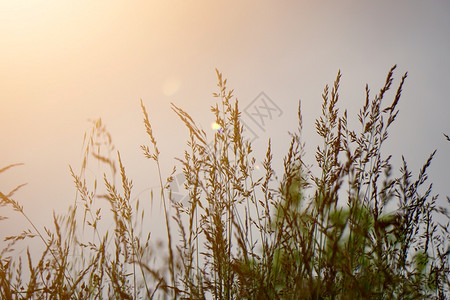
[{"left": 1, "top": 1, "right": 449, "bottom": 243}]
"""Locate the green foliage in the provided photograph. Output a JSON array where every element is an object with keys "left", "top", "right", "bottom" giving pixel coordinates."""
[{"left": 1, "top": 66, "right": 449, "bottom": 299}]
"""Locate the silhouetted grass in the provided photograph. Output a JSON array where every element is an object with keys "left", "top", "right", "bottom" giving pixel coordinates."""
[{"left": 1, "top": 66, "right": 448, "bottom": 299}]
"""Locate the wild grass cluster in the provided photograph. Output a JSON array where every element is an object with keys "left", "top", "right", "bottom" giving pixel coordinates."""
[{"left": 1, "top": 66, "right": 449, "bottom": 299}]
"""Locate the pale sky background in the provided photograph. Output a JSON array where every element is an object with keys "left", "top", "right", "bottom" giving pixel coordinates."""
[{"left": 1, "top": 1, "right": 449, "bottom": 243}]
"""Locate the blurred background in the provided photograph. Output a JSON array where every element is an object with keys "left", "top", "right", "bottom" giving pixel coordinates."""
[{"left": 1, "top": 0, "right": 449, "bottom": 243}]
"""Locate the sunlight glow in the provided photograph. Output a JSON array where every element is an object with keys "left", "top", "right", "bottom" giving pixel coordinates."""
[{"left": 211, "top": 122, "right": 223, "bottom": 132}]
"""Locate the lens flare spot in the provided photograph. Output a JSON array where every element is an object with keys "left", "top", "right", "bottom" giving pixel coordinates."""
[
  {"left": 211, "top": 122, "right": 222, "bottom": 132},
  {"left": 162, "top": 78, "right": 181, "bottom": 96}
]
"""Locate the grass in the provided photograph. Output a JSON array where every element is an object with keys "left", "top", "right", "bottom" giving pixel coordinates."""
[{"left": 1, "top": 66, "right": 449, "bottom": 299}]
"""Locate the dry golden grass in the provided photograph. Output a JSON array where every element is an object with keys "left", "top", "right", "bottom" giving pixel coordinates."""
[{"left": 1, "top": 66, "right": 448, "bottom": 299}]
